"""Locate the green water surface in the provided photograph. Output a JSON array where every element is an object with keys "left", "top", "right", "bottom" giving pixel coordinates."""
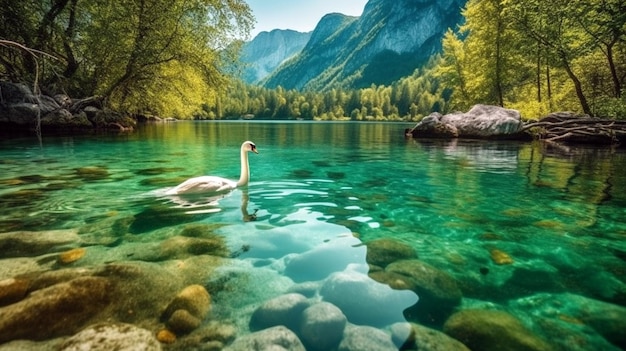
[{"left": 1, "top": 121, "right": 625, "bottom": 350}]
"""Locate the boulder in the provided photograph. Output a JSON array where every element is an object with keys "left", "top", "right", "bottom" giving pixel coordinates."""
[
  {"left": 60, "top": 323, "right": 161, "bottom": 351},
  {"left": 249, "top": 293, "right": 310, "bottom": 332},
  {"left": 162, "top": 284, "right": 211, "bottom": 334},
  {"left": 410, "top": 104, "right": 527, "bottom": 139},
  {"left": 443, "top": 309, "right": 552, "bottom": 351},
  {"left": 338, "top": 325, "right": 397, "bottom": 351},
  {"left": 390, "top": 322, "right": 470, "bottom": 351},
  {"left": 299, "top": 302, "right": 347, "bottom": 350},
  {"left": 370, "top": 259, "right": 461, "bottom": 325},
  {"left": 410, "top": 113, "right": 459, "bottom": 138},
  {"left": 0, "top": 276, "right": 111, "bottom": 342},
  {"left": 365, "top": 238, "right": 417, "bottom": 268},
  {"left": 224, "top": 325, "right": 306, "bottom": 351}
]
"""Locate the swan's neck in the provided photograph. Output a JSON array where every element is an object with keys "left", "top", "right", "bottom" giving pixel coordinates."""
[{"left": 236, "top": 147, "right": 250, "bottom": 187}]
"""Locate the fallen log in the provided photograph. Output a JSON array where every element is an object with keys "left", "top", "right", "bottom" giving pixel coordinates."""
[{"left": 522, "top": 113, "right": 626, "bottom": 145}]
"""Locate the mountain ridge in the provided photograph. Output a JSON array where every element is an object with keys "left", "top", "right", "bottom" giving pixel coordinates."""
[{"left": 241, "top": 0, "right": 467, "bottom": 91}]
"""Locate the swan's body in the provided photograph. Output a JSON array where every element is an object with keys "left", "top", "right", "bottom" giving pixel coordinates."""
[{"left": 166, "top": 141, "right": 258, "bottom": 195}]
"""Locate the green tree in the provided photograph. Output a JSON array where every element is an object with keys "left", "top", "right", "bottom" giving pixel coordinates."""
[{"left": 0, "top": 0, "right": 253, "bottom": 118}]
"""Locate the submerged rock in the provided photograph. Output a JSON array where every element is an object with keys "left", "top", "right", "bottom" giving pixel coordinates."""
[
  {"left": 60, "top": 323, "right": 161, "bottom": 351},
  {"left": 338, "top": 324, "right": 396, "bottom": 351},
  {"left": 57, "top": 248, "right": 87, "bottom": 264},
  {"left": 249, "top": 293, "right": 310, "bottom": 332},
  {"left": 299, "top": 302, "right": 347, "bottom": 351},
  {"left": 390, "top": 322, "right": 470, "bottom": 351},
  {"left": 443, "top": 309, "right": 552, "bottom": 351},
  {"left": 370, "top": 259, "right": 461, "bottom": 325},
  {"left": 0, "top": 278, "right": 29, "bottom": 306},
  {"left": 511, "top": 293, "right": 626, "bottom": 350},
  {"left": 224, "top": 325, "right": 305, "bottom": 351},
  {"left": 365, "top": 238, "right": 417, "bottom": 268},
  {"left": 0, "top": 229, "right": 81, "bottom": 258},
  {"left": 0, "top": 276, "right": 110, "bottom": 342}
]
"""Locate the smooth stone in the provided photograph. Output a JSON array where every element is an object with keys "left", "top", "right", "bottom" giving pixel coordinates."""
[
  {"left": 299, "top": 302, "right": 347, "bottom": 351},
  {"left": 365, "top": 238, "right": 417, "bottom": 268},
  {"left": 0, "top": 278, "right": 29, "bottom": 306},
  {"left": 162, "top": 284, "right": 212, "bottom": 321},
  {"left": 443, "top": 309, "right": 552, "bottom": 351},
  {"left": 156, "top": 329, "right": 176, "bottom": 344},
  {"left": 167, "top": 309, "right": 201, "bottom": 334},
  {"left": 320, "top": 270, "right": 418, "bottom": 327},
  {"left": 338, "top": 324, "right": 397, "bottom": 351},
  {"left": 249, "top": 293, "right": 310, "bottom": 332},
  {"left": 0, "top": 277, "right": 110, "bottom": 343},
  {"left": 57, "top": 248, "right": 86, "bottom": 264},
  {"left": 159, "top": 235, "right": 228, "bottom": 259},
  {"left": 390, "top": 322, "right": 470, "bottom": 351},
  {"left": 375, "top": 259, "right": 462, "bottom": 324},
  {"left": 0, "top": 229, "right": 80, "bottom": 258},
  {"left": 60, "top": 323, "right": 161, "bottom": 351},
  {"left": 171, "top": 321, "right": 236, "bottom": 350},
  {"left": 224, "top": 325, "right": 306, "bottom": 351}
]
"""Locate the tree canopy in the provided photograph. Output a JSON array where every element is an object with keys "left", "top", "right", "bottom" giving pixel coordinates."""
[{"left": 0, "top": 0, "right": 253, "bottom": 118}]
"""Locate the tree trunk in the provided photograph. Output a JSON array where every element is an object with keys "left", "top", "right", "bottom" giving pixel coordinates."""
[{"left": 561, "top": 53, "right": 591, "bottom": 115}]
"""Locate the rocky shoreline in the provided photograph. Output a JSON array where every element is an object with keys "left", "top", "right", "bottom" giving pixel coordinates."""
[
  {"left": 0, "top": 81, "right": 135, "bottom": 135},
  {"left": 406, "top": 104, "right": 626, "bottom": 146}
]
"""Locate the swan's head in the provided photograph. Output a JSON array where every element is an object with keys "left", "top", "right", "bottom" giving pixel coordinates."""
[{"left": 242, "top": 141, "right": 258, "bottom": 154}]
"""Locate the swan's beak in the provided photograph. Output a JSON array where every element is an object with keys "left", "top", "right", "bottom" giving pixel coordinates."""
[{"left": 251, "top": 145, "right": 258, "bottom": 154}]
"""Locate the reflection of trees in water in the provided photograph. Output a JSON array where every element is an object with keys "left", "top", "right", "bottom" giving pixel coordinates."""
[{"left": 523, "top": 142, "right": 625, "bottom": 231}]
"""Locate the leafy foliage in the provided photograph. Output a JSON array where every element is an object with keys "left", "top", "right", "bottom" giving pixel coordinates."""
[{"left": 0, "top": 0, "right": 253, "bottom": 118}]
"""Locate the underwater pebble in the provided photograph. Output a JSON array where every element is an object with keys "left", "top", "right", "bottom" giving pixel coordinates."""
[
  {"left": 58, "top": 248, "right": 86, "bottom": 264},
  {"left": 167, "top": 309, "right": 201, "bottom": 334},
  {"left": 156, "top": 329, "right": 176, "bottom": 344},
  {"left": 489, "top": 248, "right": 514, "bottom": 265},
  {"left": 165, "top": 284, "right": 211, "bottom": 319},
  {"left": 0, "top": 278, "right": 29, "bottom": 306},
  {"left": 224, "top": 325, "right": 305, "bottom": 351}
]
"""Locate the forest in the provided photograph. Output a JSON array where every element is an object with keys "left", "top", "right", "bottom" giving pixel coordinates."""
[{"left": 1, "top": 0, "right": 625, "bottom": 122}]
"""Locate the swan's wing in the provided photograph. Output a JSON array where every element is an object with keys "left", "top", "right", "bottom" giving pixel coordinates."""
[{"left": 166, "top": 176, "right": 236, "bottom": 195}]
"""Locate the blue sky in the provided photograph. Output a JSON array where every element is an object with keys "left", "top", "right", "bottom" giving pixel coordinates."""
[{"left": 245, "top": 0, "right": 368, "bottom": 38}]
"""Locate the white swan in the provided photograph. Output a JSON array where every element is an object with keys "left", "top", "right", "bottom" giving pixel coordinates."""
[{"left": 165, "top": 141, "right": 258, "bottom": 195}]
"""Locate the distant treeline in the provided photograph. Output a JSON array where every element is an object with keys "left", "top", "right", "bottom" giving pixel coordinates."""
[{"left": 205, "top": 59, "right": 449, "bottom": 122}]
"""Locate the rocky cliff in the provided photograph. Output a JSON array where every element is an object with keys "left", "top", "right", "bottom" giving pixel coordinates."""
[
  {"left": 261, "top": 0, "right": 467, "bottom": 91},
  {"left": 240, "top": 29, "right": 311, "bottom": 84}
]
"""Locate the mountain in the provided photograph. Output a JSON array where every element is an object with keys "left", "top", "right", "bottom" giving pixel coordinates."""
[
  {"left": 261, "top": 0, "right": 467, "bottom": 91},
  {"left": 239, "top": 29, "right": 311, "bottom": 84}
]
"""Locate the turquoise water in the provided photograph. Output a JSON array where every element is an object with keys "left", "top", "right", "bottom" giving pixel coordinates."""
[{"left": 1, "top": 121, "right": 626, "bottom": 349}]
